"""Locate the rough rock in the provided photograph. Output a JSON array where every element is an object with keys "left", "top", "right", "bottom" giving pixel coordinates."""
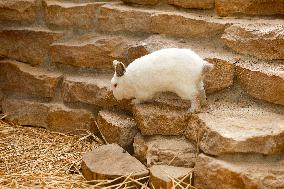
[
  {"left": 150, "top": 165, "right": 193, "bottom": 189},
  {"left": 222, "top": 24, "right": 284, "bottom": 60},
  {"left": 98, "top": 3, "right": 152, "bottom": 33},
  {"left": 121, "top": 0, "right": 159, "bottom": 5},
  {"left": 133, "top": 103, "right": 191, "bottom": 135},
  {"left": 133, "top": 133, "right": 196, "bottom": 167},
  {"left": 236, "top": 60, "right": 284, "bottom": 105},
  {"left": 194, "top": 153, "right": 284, "bottom": 189},
  {"left": 0, "top": 0, "right": 37, "bottom": 23},
  {"left": 50, "top": 33, "right": 130, "bottom": 69},
  {"left": 0, "top": 60, "right": 62, "bottom": 99},
  {"left": 0, "top": 27, "right": 64, "bottom": 65},
  {"left": 184, "top": 87, "right": 284, "bottom": 155},
  {"left": 81, "top": 144, "right": 149, "bottom": 181},
  {"left": 62, "top": 75, "right": 132, "bottom": 110},
  {"left": 150, "top": 12, "right": 226, "bottom": 38},
  {"left": 97, "top": 110, "right": 138, "bottom": 150},
  {"left": 1, "top": 98, "right": 97, "bottom": 133},
  {"left": 47, "top": 104, "right": 96, "bottom": 133},
  {"left": 215, "top": 0, "right": 284, "bottom": 16},
  {"left": 168, "top": 0, "right": 214, "bottom": 9},
  {"left": 43, "top": 0, "right": 106, "bottom": 29}
]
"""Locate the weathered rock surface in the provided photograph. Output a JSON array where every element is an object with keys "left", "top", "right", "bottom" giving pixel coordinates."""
[
  {"left": 121, "top": 0, "right": 159, "bottom": 5},
  {"left": 81, "top": 144, "right": 149, "bottom": 181},
  {"left": 150, "top": 12, "right": 226, "bottom": 38},
  {"left": 0, "top": 27, "right": 64, "bottom": 65},
  {"left": 222, "top": 24, "right": 284, "bottom": 60},
  {"left": 0, "top": 0, "right": 37, "bottom": 23},
  {"left": 50, "top": 33, "right": 130, "bottom": 69},
  {"left": 62, "top": 75, "right": 131, "bottom": 110},
  {"left": 0, "top": 60, "right": 62, "bottom": 99},
  {"left": 216, "top": 0, "right": 284, "bottom": 16},
  {"left": 98, "top": 3, "right": 152, "bottom": 33},
  {"left": 97, "top": 110, "right": 138, "bottom": 149},
  {"left": 150, "top": 165, "right": 193, "bottom": 189},
  {"left": 133, "top": 103, "right": 191, "bottom": 135},
  {"left": 168, "top": 0, "right": 214, "bottom": 9},
  {"left": 236, "top": 60, "right": 284, "bottom": 105},
  {"left": 98, "top": 3, "right": 226, "bottom": 38},
  {"left": 2, "top": 98, "right": 97, "bottom": 133},
  {"left": 194, "top": 153, "right": 284, "bottom": 189},
  {"left": 133, "top": 133, "right": 196, "bottom": 167},
  {"left": 43, "top": 0, "right": 105, "bottom": 29},
  {"left": 184, "top": 87, "right": 284, "bottom": 155}
]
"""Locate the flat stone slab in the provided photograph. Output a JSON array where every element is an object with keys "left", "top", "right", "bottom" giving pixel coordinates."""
[
  {"left": 0, "top": 27, "right": 63, "bottom": 65},
  {"left": 133, "top": 133, "right": 196, "bottom": 167},
  {"left": 222, "top": 23, "right": 284, "bottom": 60},
  {"left": 184, "top": 87, "right": 284, "bottom": 155},
  {"left": 2, "top": 98, "right": 97, "bottom": 134},
  {"left": 194, "top": 153, "right": 284, "bottom": 189},
  {"left": 168, "top": 0, "right": 214, "bottom": 9},
  {"left": 0, "top": 60, "right": 62, "bottom": 99},
  {"left": 81, "top": 144, "right": 149, "bottom": 181},
  {"left": 236, "top": 60, "right": 284, "bottom": 105},
  {"left": 150, "top": 165, "right": 193, "bottom": 189},
  {"left": 97, "top": 110, "right": 138, "bottom": 150}
]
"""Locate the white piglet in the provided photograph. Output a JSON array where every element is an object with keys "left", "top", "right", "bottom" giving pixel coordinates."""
[{"left": 111, "top": 48, "right": 214, "bottom": 113}]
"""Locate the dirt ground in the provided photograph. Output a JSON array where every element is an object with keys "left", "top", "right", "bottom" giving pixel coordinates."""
[{"left": 0, "top": 113, "right": 98, "bottom": 189}]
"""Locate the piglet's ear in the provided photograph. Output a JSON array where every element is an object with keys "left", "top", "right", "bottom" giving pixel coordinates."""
[{"left": 113, "top": 60, "right": 126, "bottom": 77}]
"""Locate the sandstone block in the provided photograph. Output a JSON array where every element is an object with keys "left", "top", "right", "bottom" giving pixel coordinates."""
[
  {"left": 0, "top": 27, "right": 64, "bottom": 65},
  {"left": 184, "top": 88, "right": 284, "bottom": 155},
  {"left": 2, "top": 98, "right": 97, "bottom": 133},
  {"left": 150, "top": 165, "right": 193, "bottom": 189},
  {"left": 43, "top": 0, "right": 106, "bottom": 29},
  {"left": 168, "top": 0, "right": 214, "bottom": 9},
  {"left": 133, "top": 103, "right": 191, "bottom": 135},
  {"left": 97, "top": 110, "right": 138, "bottom": 149},
  {"left": 98, "top": 3, "right": 152, "bottom": 33},
  {"left": 150, "top": 12, "right": 225, "bottom": 38},
  {"left": 133, "top": 133, "right": 196, "bottom": 167},
  {"left": 216, "top": 0, "right": 284, "bottom": 16},
  {"left": 50, "top": 33, "right": 129, "bottom": 69},
  {"left": 222, "top": 24, "right": 284, "bottom": 60},
  {"left": 0, "top": 60, "right": 62, "bottom": 99},
  {"left": 194, "top": 153, "right": 284, "bottom": 189},
  {"left": 81, "top": 144, "right": 149, "bottom": 182},
  {"left": 236, "top": 61, "right": 284, "bottom": 105},
  {"left": 0, "top": 0, "right": 37, "bottom": 23}
]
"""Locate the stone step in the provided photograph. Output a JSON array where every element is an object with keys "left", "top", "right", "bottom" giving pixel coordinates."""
[
  {"left": 1, "top": 98, "right": 97, "bottom": 134},
  {"left": 50, "top": 33, "right": 135, "bottom": 69},
  {"left": 97, "top": 2, "right": 282, "bottom": 39},
  {"left": 0, "top": 27, "right": 64, "bottom": 65},
  {"left": 97, "top": 109, "right": 138, "bottom": 150},
  {"left": 0, "top": 0, "right": 37, "bottom": 24},
  {"left": 236, "top": 59, "right": 284, "bottom": 105},
  {"left": 81, "top": 144, "right": 149, "bottom": 182},
  {"left": 222, "top": 23, "right": 284, "bottom": 60},
  {"left": 133, "top": 133, "right": 196, "bottom": 168},
  {"left": 0, "top": 60, "right": 62, "bottom": 99},
  {"left": 168, "top": 0, "right": 214, "bottom": 9},
  {"left": 184, "top": 86, "right": 284, "bottom": 155},
  {"left": 215, "top": 0, "right": 284, "bottom": 17},
  {"left": 194, "top": 153, "right": 284, "bottom": 189},
  {"left": 150, "top": 165, "right": 193, "bottom": 189},
  {"left": 43, "top": 0, "right": 107, "bottom": 29}
]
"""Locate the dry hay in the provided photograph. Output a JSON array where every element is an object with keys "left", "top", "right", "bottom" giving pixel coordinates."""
[{"left": 0, "top": 114, "right": 96, "bottom": 188}]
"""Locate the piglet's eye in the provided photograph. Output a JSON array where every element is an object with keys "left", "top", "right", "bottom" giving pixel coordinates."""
[{"left": 114, "top": 83, "right": 117, "bottom": 88}]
